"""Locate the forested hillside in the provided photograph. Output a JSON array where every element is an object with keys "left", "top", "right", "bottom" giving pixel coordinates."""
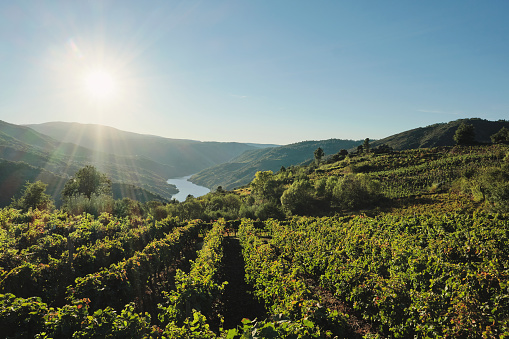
[
  {"left": 27, "top": 122, "right": 272, "bottom": 177},
  {"left": 190, "top": 118, "right": 509, "bottom": 190},
  {"left": 371, "top": 118, "right": 509, "bottom": 150},
  {"left": 191, "top": 138, "right": 361, "bottom": 190},
  {"left": 0, "top": 120, "right": 178, "bottom": 202}
]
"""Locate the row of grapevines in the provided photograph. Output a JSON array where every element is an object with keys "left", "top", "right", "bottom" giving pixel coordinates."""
[
  {"left": 265, "top": 213, "right": 509, "bottom": 338},
  {"left": 0, "top": 211, "right": 157, "bottom": 270},
  {"left": 0, "top": 216, "right": 184, "bottom": 305},
  {"left": 67, "top": 220, "right": 203, "bottom": 311},
  {"left": 236, "top": 219, "right": 350, "bottom": 338},
  {"left": 0, "top": 220, "right": 227, "bottom": 338},
  {"left": 156, "top": 219, "right": 227, "bottom": 337},
  {"left": 0, "top": 294, "right": 155, "bottom": 338}
]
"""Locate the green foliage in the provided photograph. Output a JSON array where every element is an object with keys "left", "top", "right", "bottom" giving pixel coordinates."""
[
  {"left": 251, "top": 171, "right": 283, "bottom": 203},
  {"left": 10, "top": 181, "right": 54, "bottom": 212},
  {"left": 491, "top": 126, "right": 509, "bottom": 144},
  {"left": 454, "top": 163, "right": 509, "bottom": 212},
  {"left": 0, "top": 293, "right": 49, "bottom": 338},
  {"left": 62, "top": 165, "right": 112, "bottom": 200},
  {"left": 280, "top": 179, "right": 314, "bottom": 216},
  {"left": 314, "top": 147, "right": 324, "bottom": 165},
  {"left": 159, "top": 220, "right": 226, "bottom": 329},
  {"left": 238, "top": 220, "right": 350, "bottom": 337},
  {"left": 454, "top": 122, "right": 476, "bottom": 145},
  {"left": 113, "top": 198, "right": 145, "bottom": 218},
  {"left": 331, "top": 174, "right": 381, "bottom": 209},
  {"left": 63, "top": 193, "right": 115, "bottom": 217},
  {"left": 363, "top": 138, "right": 371, "bottom": 153},
  {"left": 264, "top": 213, "right": 509, "bottom": 338}
]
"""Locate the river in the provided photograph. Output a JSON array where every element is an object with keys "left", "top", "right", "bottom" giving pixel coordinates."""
[{"left": 167, "top": 175, "right": 210, "bottom": 202}]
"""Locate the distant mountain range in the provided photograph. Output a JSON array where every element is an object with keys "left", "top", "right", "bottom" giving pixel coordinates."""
[
  {"left": 27, "top": 122, "right": 274, "bottom": 177},
  {"left": 0, "top": 120, "right": 274, "bottom": 206},
  {"left": 1, "top": 118, "right": 507, "bottom": 206},
  {"left": 191, "top": 118, "right": 509, "bottom": 190}
]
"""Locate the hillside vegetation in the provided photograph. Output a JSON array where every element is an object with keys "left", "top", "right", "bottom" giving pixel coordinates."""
[
  {"left": 371, "top": 118, "right": 509, "bottom": 150},
  {"left": 191, "top": 138, "right": 361, "bottom": 190},
  {"left": 0, "top": 120, "right": 274, "bottom": 205},
  {"left": 190, "top": 118, "right": 509, "bottom": 190},
  {"left": 27, "top": 122, "right": 272, "bottom": 177},
  {"left": 1, "top": 120, "right": 509, "bottom": 337}
]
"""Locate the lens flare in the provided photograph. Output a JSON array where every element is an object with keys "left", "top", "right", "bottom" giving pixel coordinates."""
[{"left": 84, "top": 70, "right": 116, "bottom": 99}]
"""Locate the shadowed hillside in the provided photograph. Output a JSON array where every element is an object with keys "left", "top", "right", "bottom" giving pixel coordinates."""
[
  {"left": 0, "top": 120, "right": 178, "bottom": 201},
  {"left": 27, "top": 122, "right": 274, "bottom": 177},
  {"left": 371, "top": 118, "right": 509, "bottom": 150}
]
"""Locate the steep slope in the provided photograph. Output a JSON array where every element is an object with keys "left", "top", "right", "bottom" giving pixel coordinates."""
[
  {"left": 371, "top": 118, "right": 509, "bottom": 150},
  {"left": 191, "top": 139, "right": 361, "bottom": 190},
  {"left": 0, "top": 159, "right": 167, "bottom": 207},
  {"left": 0, "top": 120, "right": 178, "bottom": 201},
  {"left": 27, "top": 122, "right": 270, "bottom": 176}
]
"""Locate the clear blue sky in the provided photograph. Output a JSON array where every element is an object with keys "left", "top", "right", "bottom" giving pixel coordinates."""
[{"left": 1, "top": 1, "right": 508, "bottom": 144}]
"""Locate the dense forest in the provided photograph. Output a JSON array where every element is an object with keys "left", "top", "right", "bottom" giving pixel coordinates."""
[{"left": 1, "top": 122, "right": 509, "bottom": 338}]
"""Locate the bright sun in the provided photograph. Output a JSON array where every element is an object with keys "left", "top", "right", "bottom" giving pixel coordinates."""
[{"left": 83, "top": 70, "right": 116, "bottom": 99}]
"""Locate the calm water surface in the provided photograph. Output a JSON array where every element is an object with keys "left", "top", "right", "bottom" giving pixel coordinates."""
[{"left": 167, "top": 175, "right": 210, "bottom": 201}]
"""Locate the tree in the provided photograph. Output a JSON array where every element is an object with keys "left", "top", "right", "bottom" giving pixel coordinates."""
[
  {"left": 251, "top": 171, "right": 282, "bottom": 202},
  {"left": 11, "top": 181, "right": 54, "bottom": 212},
  {"left": 331, "top": 149, "right": 348, "bottom": 162},
  {"left": 363, "top": 138, "right": 370, "bottom": 153},
  {"left": 331, "top": 174, "right": 381, "bottom": 209},
  {"left": 62, "top": 165, "right": 112, "bottom": 199},
  {"left": 314, "top": 147, "right": 324, "bottom": 165},
  {"left": 280, "top": 179, "right": 314, "bottom": 215},
  {"left": 491, "top": 127, "right": 509, "bottom": 144},
  {"left": 454, "top": 123, "right": 476, "bottom": 145}
]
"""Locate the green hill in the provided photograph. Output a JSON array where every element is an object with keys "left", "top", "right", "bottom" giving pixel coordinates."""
[
  {"left": 371, "top": 118, "right": 509, "bottom": 150},
  {"left": 0, "top": 159, "right": 168, "bottom": 208},
  {"left": 27, "top": 122, "right": 273, "bottom": 177},
  {"left": 0, "top": 120, "right": 177, "bottom": 202},
  {"left": 190, "top": 139, "right": 361, "bottom": 190}
]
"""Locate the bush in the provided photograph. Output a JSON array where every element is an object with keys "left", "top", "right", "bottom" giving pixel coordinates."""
[
  {"left": 281, "top": 179, "right": 314, "bottom": 216},
  {"left": 63, "top": 194, "right": 114, "bottom": 217},
  {"left": 11, "top": 181, "right": 54, "bottom": 212},
  {"left": 332, "top": 174, "right": 382, "bottom": 209}
]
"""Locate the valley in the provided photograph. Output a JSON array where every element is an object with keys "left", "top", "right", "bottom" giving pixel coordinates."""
[{"left": 0, "top": 118, "right": 508, "bottom": 337}]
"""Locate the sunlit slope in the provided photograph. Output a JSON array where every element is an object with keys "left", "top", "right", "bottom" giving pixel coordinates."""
[
  {"left": 0, "top": 120, "right": 177, "bottom": 201},
  {"left": 0, "top": 159, "right": 168, "bottom": 207},
  {"left": 191, "top": 139, "right": 361, "bottom": 190},
  {"left": 27, "top": 122, "right": 269, "bottom": 175},
  {"left": 371, "top": 118, "right": 509, "bottom": 150}
]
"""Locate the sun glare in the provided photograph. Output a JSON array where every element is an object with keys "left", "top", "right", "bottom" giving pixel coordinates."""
[{"left": 84, "top": 70, "right": 116, "bottom": 99}]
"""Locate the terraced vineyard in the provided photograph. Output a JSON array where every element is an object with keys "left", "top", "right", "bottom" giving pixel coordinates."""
[
  {"left": 1, "top": 144, "right": 509, "bottom": 338},
  {"left": 1, "top": 208, "right": 508, "bottom": 338}
]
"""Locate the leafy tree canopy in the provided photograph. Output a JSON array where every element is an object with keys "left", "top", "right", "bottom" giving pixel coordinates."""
[
  {"left": 11, "top": 181, "right": 54, "bottom": 212},
  {"left": 62, "top": 165, "right": 112, "bottom": 200},
  {"left": 491, "top": 127, "right": 509, "bottom": 144},
  {"left": 314, "top": 147, "right": 324, "bottom": 165},
  {"left": 454, "top": 122, "right": 476, "bottom": 145}
]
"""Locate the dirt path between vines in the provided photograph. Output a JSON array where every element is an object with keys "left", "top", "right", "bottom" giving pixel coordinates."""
[
  {"left": 220, "top": 237, "right": 267, "bottom": 330},
  {"left": 303, "top": 276, "right": 379, "bottom": 338}
]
